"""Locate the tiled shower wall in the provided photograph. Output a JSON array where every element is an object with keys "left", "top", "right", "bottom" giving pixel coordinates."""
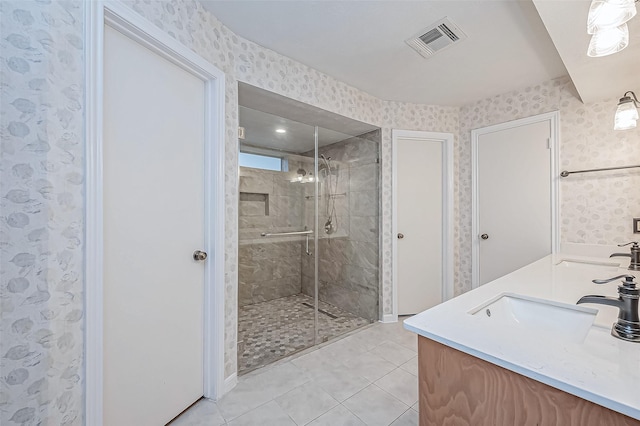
[
  {"left": 238, "top": 166, "right": 307, "bottom": 306},
  {"left": 2, "top": 0, "right": 639, "bottom": 423},
  {"left": 301, "top": 132, "right": 381, "bottom": 321}
]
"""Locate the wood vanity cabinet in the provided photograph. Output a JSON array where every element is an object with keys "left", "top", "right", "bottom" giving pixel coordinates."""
[{"left": 418, "top": 337, "right": 640, "bottom": 426}]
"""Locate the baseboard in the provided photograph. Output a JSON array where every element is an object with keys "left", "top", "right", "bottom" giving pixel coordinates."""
[
  {"left": 223, "top": 373, "right": 237, "bottom": 394},
  {"left": 381, "top": 314, "right": 398, "bottom": 323}
]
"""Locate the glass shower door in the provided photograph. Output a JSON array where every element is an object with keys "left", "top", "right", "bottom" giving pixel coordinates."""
[
  {"left": 313, "top": 126, "right": 380, "bottom": 342},
  {"left": 236, "top": 108, "right": 319, "bottom": 374},
  {"left": 236, "top": 101, "right": 381, "bottom": 374}
]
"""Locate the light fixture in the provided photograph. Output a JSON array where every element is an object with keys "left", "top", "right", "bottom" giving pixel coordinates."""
[
  {"left": 614, "top": 91, "right": 640, "bottom": 130},
  {"left": 587, "top": 0, "right": 637, "bottom": 34},
  {"left": 586, "top": 0, "right": 637, "bottom": 57},
  {"left": 275, "top": 128, "right": 286, "bottom": 134},
  {"left": 587, "top": 23, "right": 629, "bottom": 57}
]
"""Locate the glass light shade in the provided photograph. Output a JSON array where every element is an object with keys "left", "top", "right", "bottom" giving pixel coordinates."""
[
  {"left": 614, "top": 100, "right": 639, "bottom": 130},
  {"left": 587, "top": 23, "right": 629, "bottom": 57},
  {"left": 587, "top": 0, "right": 637, "bottom": 34}
]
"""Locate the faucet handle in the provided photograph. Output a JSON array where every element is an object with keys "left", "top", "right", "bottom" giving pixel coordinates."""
[
  {"left": 618, "top": 242, "right": 639, "bottom": 248},
  {"left": 592, "top": 274, "right": 636, "bottom": 285}
]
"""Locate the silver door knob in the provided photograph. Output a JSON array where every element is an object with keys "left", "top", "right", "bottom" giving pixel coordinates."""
[
  {"left": 193, "top": 250, "right": 208, "bottom": 261},
  {"left": 481, "top": 234, "right": 489, "bottom": 240},
  {"left": 397, "top": 233, "right": 404, "bottom": 239}
]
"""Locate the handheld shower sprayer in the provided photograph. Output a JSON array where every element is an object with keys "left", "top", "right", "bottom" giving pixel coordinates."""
[{"left": 320, "top": 154, "right": 338, "bottom": 235}]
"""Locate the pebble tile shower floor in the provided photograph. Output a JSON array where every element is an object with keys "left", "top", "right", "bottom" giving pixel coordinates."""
[{"left": 238, "top": 293, "right": 371, "bottom": 374}]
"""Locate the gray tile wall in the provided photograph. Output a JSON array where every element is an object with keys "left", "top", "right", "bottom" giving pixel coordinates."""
[
  {"left": 302, "top": 131, "right": 381, "bottom": 320},
  {"left": 238, "top": 166, "right": 311, "bottom": 305}
]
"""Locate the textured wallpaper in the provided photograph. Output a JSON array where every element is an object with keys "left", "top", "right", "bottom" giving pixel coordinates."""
[
  {"left": 558, "top": 82, "right": 640, "bottom": 245},
  {"left": 0, "top": 1, "right": 85, "bottom": 424},
  {"left": 2, "top": 0, "right": 639, "bottom": 423},
  {"left": 457, "top": 77, "right": 640, "bottom": 294}
]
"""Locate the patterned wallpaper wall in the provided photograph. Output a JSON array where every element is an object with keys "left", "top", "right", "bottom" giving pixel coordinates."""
[
  {"left": 558, "top": 82, "right": 640, "bottom": 245},
  {"left": 0, "top": 1, "right": 85, "bottom": 424},
  {"left": 2, "top": 0, "right": 638, "bottom": 424},
  {"left": 458, "top": 77, "right": 640, "bottom": 294}
]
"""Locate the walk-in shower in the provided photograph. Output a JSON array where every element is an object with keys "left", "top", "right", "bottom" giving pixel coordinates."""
[{"left": 237, "top": 83, "right": 381, "bottom": 374}]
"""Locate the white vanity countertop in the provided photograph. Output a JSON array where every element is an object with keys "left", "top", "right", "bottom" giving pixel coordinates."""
[{"left": 404, "top": 254, "right": 640, "bottom": 420}]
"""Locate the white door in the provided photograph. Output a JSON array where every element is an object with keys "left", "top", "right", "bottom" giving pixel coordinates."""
[
  {"left": 394, "top": 132, "right": 451, "bottom": 315},
  {"left": 475, "top": 118, "right": 553, "bottom": 286},
  {"left": 103, "top": 25, "right": 206, "bottom": 425}
]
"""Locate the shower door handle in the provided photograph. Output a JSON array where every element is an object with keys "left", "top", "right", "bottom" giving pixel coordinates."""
[{"left": 305, "top": 234, "right": 312, "bottom": 256}]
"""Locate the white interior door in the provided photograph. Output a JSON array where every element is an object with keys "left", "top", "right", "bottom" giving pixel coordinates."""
[
  {"left": 103, "top": 25, "right": 206, "bottom": 425},
  {"left": 476, "top": 119, "right": 552, "bottom": 286},
  {"left": 395, "top": 134, "right": 445, "bottom": 315}
]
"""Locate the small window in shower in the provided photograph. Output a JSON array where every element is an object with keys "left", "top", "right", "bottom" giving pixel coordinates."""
[{"left": 239, "top": 152, "right": 287, "bottom": 172}]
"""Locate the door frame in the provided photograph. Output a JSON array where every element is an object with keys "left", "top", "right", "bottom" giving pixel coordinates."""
[
  {"left": 85, "top": 2, "right": 226, "bottom": 424},
  {"left": 471, "top": 111, "right": 560, "bottom": 289},
  {"left": 391, "top": 130, "right": 455, "bottom": 322}
]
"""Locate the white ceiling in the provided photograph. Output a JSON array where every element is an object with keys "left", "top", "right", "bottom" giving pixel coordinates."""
[
  {"left": 199, "top": 0, "right": 640, "bottom": 106},
  {"left": 200, "top": 0, "right": 569, "bottom": 106}
]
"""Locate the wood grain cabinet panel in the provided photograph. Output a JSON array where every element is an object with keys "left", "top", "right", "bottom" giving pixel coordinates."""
[{"left": 418, "top": 337, "right": 640, "bottom": 426}]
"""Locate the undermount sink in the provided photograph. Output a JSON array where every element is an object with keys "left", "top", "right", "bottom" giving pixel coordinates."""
[
  {"left": 469, "top": 293, "right": 598, "bottom": 343},
  {"left": 555, "top": 258, "right": 621, "bottom": 270}
]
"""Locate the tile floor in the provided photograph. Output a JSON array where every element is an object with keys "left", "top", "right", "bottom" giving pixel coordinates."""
[
  {"left": 238, "top": 294, "right": 372, "bottom": 373},
  {"left": 171, "top": 319, "right": 418, "bottom": 426}
]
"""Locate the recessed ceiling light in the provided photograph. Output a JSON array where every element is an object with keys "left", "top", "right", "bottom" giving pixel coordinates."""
[{"left": 275, "top": 128, "right": 286, "bottom": 134}]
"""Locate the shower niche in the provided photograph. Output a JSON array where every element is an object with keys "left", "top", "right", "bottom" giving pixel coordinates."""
[{"left": 237, "top": 83, "right": 381, "bottom": 374}]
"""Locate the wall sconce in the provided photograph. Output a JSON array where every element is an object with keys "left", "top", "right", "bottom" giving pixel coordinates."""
[
  {"left": 587, "top": 0, "right": 637, "bottom": 57},
  {"left": 614, "top": 91, "right": 640, "bottom": 130}
]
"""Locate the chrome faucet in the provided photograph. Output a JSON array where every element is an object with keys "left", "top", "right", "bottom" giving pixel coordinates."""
[
  {"left": 609, "top": 241, "right": 640, "bottom": 271},
  {"left": 577, "top": 274, "right": 639, "bottom": 342}
]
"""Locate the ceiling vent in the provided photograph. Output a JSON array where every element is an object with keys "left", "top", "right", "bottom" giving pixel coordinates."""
[{"left": 405, "top": 17, "right": 467, "bottom": 59}]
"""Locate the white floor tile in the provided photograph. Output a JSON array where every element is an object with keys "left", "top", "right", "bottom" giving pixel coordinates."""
[
  {"left": 343, "top": 385, "right": 409, "bottom": 426},
  {"left": 390, "top": 408, "right": 418, "bottom": 426},
  {"left": 342, "top": 351, "right": 397, "bottom": 383},
  {"left": 311, "top": 364, "right": 370, "bottom": 402},
  {"left": 370, "top": 341, "right": 416, "bottom": 366},
  {"left": 187, "top": 323, "right": 424, "bottom": 426},
  {"left": 292, "top": 348, "right": 342, "bottom": 377},
  {"left": 374, "top": 368, "right": 418, "bottom": 406},
  {"left": 340, "top": 331, "right": 381, "bottom": 352},
  {"left": 307, "top": 405, "right": 366, "bottom": 426},
  {"left": 228, "top": 401, "right": 296, "bottom": 426},
  {"left": 170, "top": 399, "right": 226, "bottom": 426},
  {"left": 398, "top": 357, "right": 418, "bottom": 377},
  {"left": 248, "top": 362, "right": 311, "bottom": 394},
  {"left": 275, "top": 383, "right": 338, "bottom": 425},
  {"left": 388, "top": 330, "right": 418, "bottom": 352},
  {"left": 216, "top": 380, "right": 274, "bottom": 420},
  {"left": 320, "top": 338, "right": 368, "bottom": 363}
]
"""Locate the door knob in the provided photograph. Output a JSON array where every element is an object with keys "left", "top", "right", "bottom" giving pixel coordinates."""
[
  {"left": 193, "top": 250, "right": 208, "bottom": 261},
  {"left": 397, "top": 233, "right": 404, "bottom": 239},
  {"left": 481, "top": 234, "right": 489, "bottom": 240}
]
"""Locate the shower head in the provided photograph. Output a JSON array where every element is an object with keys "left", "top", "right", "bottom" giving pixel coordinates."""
[{"left": 319, "top": 154, "right": 332, "bottom": 171}]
